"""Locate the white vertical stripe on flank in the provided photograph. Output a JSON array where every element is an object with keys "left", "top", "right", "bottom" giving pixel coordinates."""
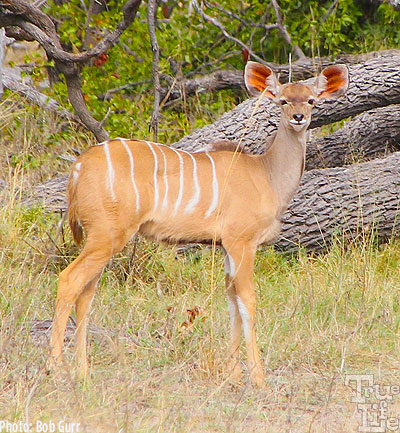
[
  {"left": 103, "top": 141, "right": 116, "bottom": 201},
  {"left": 145, "top": 141, "right": 159, "bottom": 212},
  {"left": 184, "top": 152, "right": 200, "bottom": 214},
  {"left": 205, "top": 152, "right": 219, "bottom": 218},
  {"left": 120, "top": 139, "right": 140, "bottom": 213},
  {"left": 170, "top": 148, "right": 184, "bottom": 214},
  {"left": 159, "top": 146, "right": 169, "bottom": 211}
]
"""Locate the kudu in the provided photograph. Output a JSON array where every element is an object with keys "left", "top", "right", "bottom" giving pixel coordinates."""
[{"left": 49, "top": 61, "right": 349, "bottom": 386}]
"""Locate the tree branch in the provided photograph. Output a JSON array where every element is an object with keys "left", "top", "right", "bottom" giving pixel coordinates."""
[
  {"left": 1, "top": 67, "right": 78, "bottom": 121},
  {"left": 306, "top": 104, "right": 400, "bottom": 169},
  {"left": 270, "top": 0, "right": 305, "bottom": 60},
  {"left": 0, "top": 0, "right": 142, "bottom": 142},
  {"left": 147, "top": 0, "right": 161, "bottom": 141},
  {"left": 174, "top": 52, "right": 400, "bottom": 152},
  {"left": 191, "top": 0, "right": 268, "bottom": 65},
  {"left": 0, "top": 0, "right": 142, "bottom": 64}
]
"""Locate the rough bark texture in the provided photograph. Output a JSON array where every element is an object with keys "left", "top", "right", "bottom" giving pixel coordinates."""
[
  {"left": 306, "top": 104, "right": 400, "bottom": 169},
  {"left": 23, "top": 176, "right": 68, "bottom": 212},
  {"left": 277, "top": 152, "right": 400, "bottom": 252},
  {"left": 160, "top": 49, "right": 399, "bottom": 103},
  {"left": 22, "top": 152, "right": 400, "bottom": 252},
  {"left": 174, "top": 52, "right": 400, "bottom": 153}
]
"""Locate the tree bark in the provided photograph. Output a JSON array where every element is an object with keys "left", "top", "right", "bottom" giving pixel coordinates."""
[
  {"left": 276, "top": 152, "right": 400, "bottom": 252},
  {"left": 159, "top": 49, "right": 400, "bottom": 102},
  {"left": 22, "top": 150, "right": 400, "bottom": 253},
  {"left": 306, "top": 104, "right": 400, "bottom": 169},
  {"left": 174, "top": 52, "right": 400, "bottom": 153}
]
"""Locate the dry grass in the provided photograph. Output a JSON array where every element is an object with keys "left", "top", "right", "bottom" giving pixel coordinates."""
[{"left": 1, "top": 96, "right": 400, "bottom": 432}]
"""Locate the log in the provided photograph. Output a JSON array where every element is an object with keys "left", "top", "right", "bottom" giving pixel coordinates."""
[
  {"left": 276, "top": 152, "right": 400, "bottom": 252},
  {"left": 306, "top": 104, "right": 400, "bottom": 169},
  {"left": 160, "top": 49, "right": 400, "bottom": 101},
  {"left": 174, "top": 52, "right": 400, "bottom": 153}
]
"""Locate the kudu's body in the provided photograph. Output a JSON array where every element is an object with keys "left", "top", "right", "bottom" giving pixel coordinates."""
[{"left": 49, "top": 61, "right": 348, "bottom": 386}]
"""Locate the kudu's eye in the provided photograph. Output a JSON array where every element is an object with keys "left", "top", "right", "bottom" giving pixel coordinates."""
[
  {"left": 280, "top": 99, "right": 288, "bottom": 105},
  {"left": 308, "top": 98, "right": 315, "bottom": 105}
]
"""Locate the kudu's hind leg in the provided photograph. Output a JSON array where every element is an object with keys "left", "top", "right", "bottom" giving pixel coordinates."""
[
  {"left": 75, "top": 272, "right": 101, "bottom": 377},
  {"left": 49, "top": 229, "right": 132, "bottom": 373}
]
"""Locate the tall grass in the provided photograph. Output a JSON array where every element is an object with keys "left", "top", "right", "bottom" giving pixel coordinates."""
[{"left": 1, "top": 96, "right": 400, "bottom": 432}]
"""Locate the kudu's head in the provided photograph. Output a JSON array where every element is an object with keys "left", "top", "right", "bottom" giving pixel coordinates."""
[{"left": 244, "top": 61, "right": 349, "bottom": 132}]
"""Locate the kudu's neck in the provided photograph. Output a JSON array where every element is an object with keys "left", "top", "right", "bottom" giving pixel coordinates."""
[{"left": 261, "top": 119, "right": 307, "bottom": 215}]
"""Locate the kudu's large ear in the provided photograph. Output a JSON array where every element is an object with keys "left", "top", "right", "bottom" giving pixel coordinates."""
[
  {"left": 314, "top": 64, "right": 349, "bottom": 99},
  {"left": 244, "top": 61, "right": 279, "bottom": 99}
]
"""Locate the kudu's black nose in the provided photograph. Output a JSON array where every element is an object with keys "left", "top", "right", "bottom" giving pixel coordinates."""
[{"left": 293, "top": 113, "right": 304, "bottom": 122}]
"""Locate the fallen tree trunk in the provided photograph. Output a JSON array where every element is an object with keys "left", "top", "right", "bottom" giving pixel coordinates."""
[
  {"left": 160, "top": 49, "right": 400, "bottom": 101},
  {"left": 175, "top": 52, "right": 400, "bottom": 153},
  {"left": 277, "top": 151, "right": 400, "bottom": 252},
  {"left": 21, "top": 51, "right": 400, "bottom": 251},
  {"left": 306, "top": 104, "right": 400, "bottom": 169}
]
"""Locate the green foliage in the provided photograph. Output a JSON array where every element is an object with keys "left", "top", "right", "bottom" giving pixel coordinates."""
[{"left": 34, "top": 0, "right": 400, "bottom": 146}]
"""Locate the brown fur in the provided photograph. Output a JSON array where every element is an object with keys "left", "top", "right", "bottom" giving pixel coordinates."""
[{"left": 208, "top": 140, "right": 247, "bottom": 153}]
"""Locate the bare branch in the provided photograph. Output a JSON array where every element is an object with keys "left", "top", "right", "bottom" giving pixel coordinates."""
[
  {"left": 321, "top": 0, "right": 339, "bottom": 24},
  {"left": 270, "top": 0, "right": 305, "bottom": 60},
  {"left": 160, "top": 68, "right": 244, "bottom": 102},
  {"left": 191, "top": 0, "right": 269, "bottom": 65},
  {"left": 1, "top": 67, "right": 78, "bottom": 121},
  {"left": 0, "top": 0, "right": 142, "bottom": 65},
  {"left": 203, "top": 0, "right": 278, "bottom": 32},
  {"left": 99, "top": 79, "right": 151, "bottom": 101},
  {"left": 147, "top": 0, "right": 161, "bottom": 141},
  {"left": 0, "top": 0, "right": 142, "bottom": 141}
]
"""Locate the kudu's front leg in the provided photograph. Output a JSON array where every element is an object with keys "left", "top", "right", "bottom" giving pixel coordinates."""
[
  {"left": 224, "top": 249, "right": 243, "bottom": 381},
  {"left": 223, "top": 241, "right": 265, "bottom": 387}
]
